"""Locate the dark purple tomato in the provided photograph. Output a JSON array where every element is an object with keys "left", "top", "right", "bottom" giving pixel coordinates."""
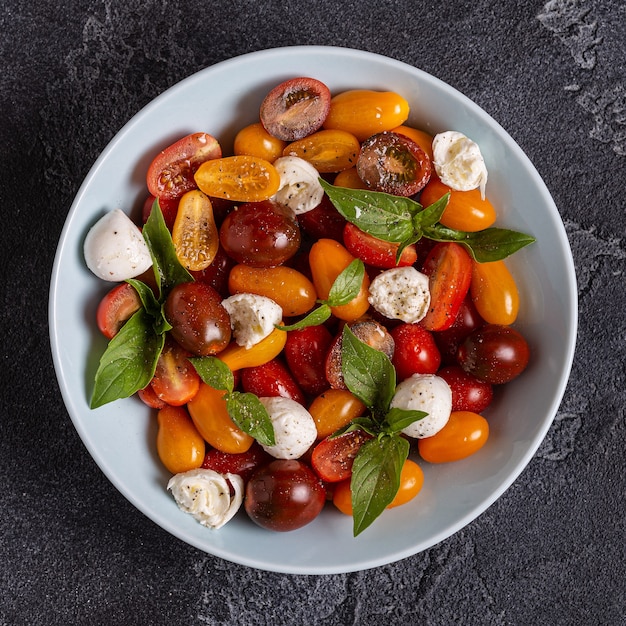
[
  {"left": 457, "top": 324, "right": 530, "bottom": 384},
  {"left": 219, "top": 200, "right": 301, "bottom": 267},
  {"left": 260, "top": 77, "right": 331, "bottom": 142},
  {"left": 164, "top": 282, "right": 232, "bottom": 356},
  {"left": 437, "top": 365, "right": 494, "bottom": 413},
  {"left": 245, "top": 460, "right": 326, "bottom": 532},
  {"left": 202, "top": 443, "right": 272, "bottom": 483},
  {"left": 356, "top": 131, "right": 432, "bottom": 196},
  {"left": 297, "top": 195, "right": 347, "bottom": 242},
  {"left": 390, "top": 323, "right": 441, "bottom": 381},
  {"left": 190, "top": 245, "right": 237, "bottom": 298},
  {"left": 434, "top": 295, "right": 485, "bottom": 365}
]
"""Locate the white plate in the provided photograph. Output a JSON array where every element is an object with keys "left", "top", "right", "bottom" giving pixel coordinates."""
[{"left": 49, "top": 46, "right": 577, "bottom": 574}]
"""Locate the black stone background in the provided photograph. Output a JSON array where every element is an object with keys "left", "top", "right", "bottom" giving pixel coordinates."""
[{"left": 1, "top": 1, "right": 625, "bottom": 624}]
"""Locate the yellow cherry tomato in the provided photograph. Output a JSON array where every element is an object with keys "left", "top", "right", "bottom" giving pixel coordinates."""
[
  {"left": 187, "top": 383, "right": 254, "bottom": 454},
  {"left": 234, "top": 122, "right": 287, "bottom": 161},
  {"left": 323, "top": 90, "right": 410, "bottom": 141},
  {"left": 470, "top": 259, "right": 520, "bottom": 325},
  {"left": 308, "top": 389, "right": 367, "bottom": 439},
  {"left": 217, "top": 326, "right": 288, "bottom": 371},
  {"left": 391, "top": 125, "right": 434, "bottom": 161},
  {"left": 156, "top": 405, "right": 205, "bottom": 474},
  {"left": 333, "top": 167, "right": 368, "bottom": 190},
  {"left": 283, "top": 129, "right": 361, "bottom": 173}
]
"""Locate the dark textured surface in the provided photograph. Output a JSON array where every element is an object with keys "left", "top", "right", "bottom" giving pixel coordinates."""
[{"left": 2, "top": 1, "right": 625, "bottom": 624}]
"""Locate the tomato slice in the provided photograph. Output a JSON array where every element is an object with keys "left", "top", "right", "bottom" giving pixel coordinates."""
[
  {"left": 150, "top": 337, "right": 201, "bottom": 406},
  {"left": 356, "top": 131, "right": 432, "bottom": 196},
  {"left": 96, "top": 282, "right": 142, "bottom": 339},
  {"left": 311, "top": 430, "right": 373, "bottom": 482},
  {"left": 260, "top": 77, "right": 331, "bottom": 141},
  {"left": 146, "top": 132, "right": 222, "bottom": 200},
  {"left": 342, "top": 222, "right": 417, "bottom": 269}
]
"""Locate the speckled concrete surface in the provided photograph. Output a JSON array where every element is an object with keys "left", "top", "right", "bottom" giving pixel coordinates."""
[{"left": 1, "top": 1, "right": 625, "bottom": 624}]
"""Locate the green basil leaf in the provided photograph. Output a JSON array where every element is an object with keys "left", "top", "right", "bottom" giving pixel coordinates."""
[
  {"left": 423, "top": 224, "right": 536, "bottom": 262},
  {"left": 90, "top": 309, "right": 164, "bottom": 409},
  {"left": 382, "top": 408, "right": 427, "bottom": 434},
  {"left": 126, "top": 278, "right": 172, "bottom": 334},
  {"left": 142, "top": 199, "right": 194, "bottom": 296},
  {"left": 320, "top": 179, "right": 417, "bottom": 243},
  {"left": 332, "top": 416, "right": 379, "bottom": 438},
  {"left": 412, "top": 193, "right": 450, "bottom": 229},
  {"left": 226, "top": 391, "right": 275, "bottom": 446},
  {"left": 189, "top": 356, "right": 234, "bottom": 393},
  {"left": 276, "top": 304, "right": 332, "bottom": 331},
  {"left": 351, "top": 435, "right": 409, "bottom": 536},
  {"left": 327, "top": 259, "right": 365, "bottom": 306},
  {"left": 341, "top": 325, "right": 396, "bottom": 413}
]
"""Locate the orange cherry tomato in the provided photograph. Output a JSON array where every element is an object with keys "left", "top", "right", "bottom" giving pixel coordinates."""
[
  {"left": 392, "top": 125, "right": 434, "bottom": 161},
  {"left": 332, "top": 458, "right": 424, "bottom": 515},
  {"left": 418, "top": 410, "right": 489, "bottom": 463},
  {"left": 333, "top": 167, "right": 368, "bottom": 190},
  {"left": 308, "top": 238, "right": 371, "bottom": 322},
  {"left": 217, "top": 326, "right": 288, "bottom": 371},
  {"left": 323, "top": 90, "right": 410, "bottom": 141},
  {"left": 156, "top": 405, "right": 205, "bottom": 474},
  {"left": 228, "top": 264, "right": 317, "bottom": 317},
  {"left": 194, "top": 155, "right": 281, "bottom": 202},
  {"left": 419, "top": 176, "right": 496, "bottom": 232},
  {"left": 308, "top": 389, "right": 367, "bottom": 439},
  {"left": 187, "top": 383, "right": 254, "bottom": 454},
  {"left": 233, "top": 122, "right": 287, "bottom": 162},
  {"left": 283, "top": 129, "right": 360, "bottom": 173},
  {"left": 470, "top": 259, "right": 520, "bottom": 325},
  {"left": 171, "top": 189, "right": 219, "bottom": 271}
]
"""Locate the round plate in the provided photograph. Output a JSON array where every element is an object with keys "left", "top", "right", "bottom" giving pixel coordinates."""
[{"left": 49, "top": 46, "right": 577, "bottom": 574}]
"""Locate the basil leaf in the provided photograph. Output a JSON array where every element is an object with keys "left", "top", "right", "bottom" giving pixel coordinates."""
[
  {"left": 351, "top": 435, "right": 409, "bottom": 536},
  {"left": 412, "top": 193, "right": 450, "bottom": 229},
  {"left": 423, "top": 224, "right": 536, "bottom": 262},
  {"left": 90, "top": 309, "right": 164, "bottom": 408},
  {"left": 126, "top": 278, "right": 172, "bottom": 334},
  {"left": 277, "top": 304, "right": 332, "bottom": 331},
  {"left": 333, "top": 416, "right": 379, "bottom": 438},
  {"left": 226, "top": 391, "right": 275, "bottom": 446},
  {"left": 341, "top": 325, "right": 396, "bottom": 413},
  {"left": 142, "top": 199, "right": 194, "bottom": 296},
  {"left": 327, "top": 259, "right": 365, "bottom": 306},
  {"left": 382, "top": 408, "right": 427, "bottom": 434},
  {"left": 320, "top": 179, "right": 417, "bottom": 243},
  {"left": 189, "top": 356, "right": 234, "bottom": 393}
]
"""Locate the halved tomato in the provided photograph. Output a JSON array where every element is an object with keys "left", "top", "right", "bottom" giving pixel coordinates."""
[
  {"left": 146, "top": 132, "right": 222, "bottom": 200},
  {"left": 311, "top": 429, "right": 373, "bottom": 483},
  {"left": 96, "top": 282, "right": 142, "bottom": 339},
  {"left": 150, "top": 337, "right": 201, "bottom": 406},
  {"left": 342, "top": 222, "right": 417, "bottom": 269}
]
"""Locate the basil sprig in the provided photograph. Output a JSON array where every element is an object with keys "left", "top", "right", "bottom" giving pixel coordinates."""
[
  {"left": 339, "top": 326, "right": 426, "bottom": 536},
  {"left": 319, "top": 178, "right": 535, "bottom": 262},
  {"left": 90, "top": 201, "right": 193, "bottom": 409}
]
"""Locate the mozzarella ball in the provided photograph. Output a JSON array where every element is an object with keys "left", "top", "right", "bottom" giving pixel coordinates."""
[
  {"left": 368, "top": 266, "right": 431, "bottom": 323},
  {"left": 221, "top": 293, "right": 282, "bottom": 349}
]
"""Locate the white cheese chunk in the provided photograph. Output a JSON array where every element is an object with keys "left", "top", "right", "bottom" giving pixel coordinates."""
[
  {"left": 221, "top": 293, "right": 282, "bottom": 349},
  {"left": 271, "top": 155, "right": 324, "bottom": 214},
  {"left": 368, "top": 266, "right": 431, "bottom": 323}
]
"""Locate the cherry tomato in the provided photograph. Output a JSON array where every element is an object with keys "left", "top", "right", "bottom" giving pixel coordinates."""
[
  {"left": 284, "top": 325, "right": 333, "bottom": 396},
  {"left": 420, "top": 176, "right": 496, "bottom": 232},
  {"left": 150, "top": 337, "right": 201, "bottom": 406},
  {"left": 245, "top": 459, "right": 326, "bottom": 531},
  {"left": 333, "top": 167, "right": 369, "bottom": 190},
  {"left": 356, "top": 131, "right": 432, "bottom": 196},
  {"left": 390, "top": 323, "right": 441, "bottom": 381},
  {"left": 437, "top": 365, "right": 494, "bottom": 413},
  {"left": 283, "top": 129, "right": 360, "bottom": 173},
  {"left": 420, "top": 242, "right": 473, "bottom": 332},
  {"left": 217, "top": 326, "right": 287, "bottom": 372},
  {"left": 391, "top": 125, "right": 434, "bottom": 161},
  {"left": 96, "top": 282, "right": 142, "bottom": 339},
  {"left": 323, "top": 90, "right": 409, "bottom": 141},
  {"left": 164, "top": 282, "right": 232, "bottom": 356},
  {"left": 457, "top": 324, "right": 530, "bottom": 384},
  {"left": 201, "top": 442, "right": 272, "bottom": 483},
  {"left": 343, "top": 222, "right": 417, "bottom": 269},
  {"left": 434, "top": 295, "right": 485, "bottom": 365},
  {"left": 308, "top": 238, "right": 370, "bottom": 322},
  {"left": 311, "top": 429, "right": 373, "bottom": 482},
  {"left": 228, "top": 264, "right": 317, "bottom": 317},
  {"left": 146, "top": 132, "right": 222, "bottom": 200},
  {"left": 191, "top": 245, "right": 237, "bottom": 299},
  {"left": 137, "top": 384, "right": 166, "bottom": 409},
  {"left": 297, "top": 195, "right": 347, "bottom": 241},
  {"left": 308, "top": 389, "right": 367, "bottom": 439},
  {"left": 240, "top": 358, "right": 305, "bottom": 405},
  {"left": 156, "top": 405, "right": 205, "bottom": 474},
  {"left": 171, "top": 189, "right": 219, "bottom": 271},
  {"left": 418, "top": 410, "right": 489, "bottom": 463},
  {"left": 194, "top": 155, "right": 281, "bottom": 203},
  {"left": 142, "top": 195, "right": 179, "bottom": 231},
  {"left": 470, "top": 259, "right": 520, "bottom": 325},
  {"left": 219, "top": 200, "right": 301, "bottom": 267},
  {"left": 233, "top": 122, "right": 287, "bottom": 161},
  {"left": 187, "top": 383, "right": 254, "bottom": 454}
]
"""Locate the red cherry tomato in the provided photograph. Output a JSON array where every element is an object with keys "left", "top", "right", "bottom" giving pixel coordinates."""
[
  {"left": 96, "top": 282, "right": 143, "bottom": 340},
  {"left": 437, "top": 365, "right": 494, "bottom": 413},
  {"left": 420, "top": 242, "right": 473, "bottom": 332},
  {"left": 201, "top": 443, "right": 272, "bottom": 483},
  {"left": 434, "top": 295, "right": 485, "bottom": 365},
  {"left": 356, "top": 131, "right": 432, "bottom": 196},
  {"left": 150, "top": 337, "right": 201, "bottom": 406},
  {"left": 457, "top": 324, "right": 530, "bottom": 384},
  {"left": 297, "top": 195, "right": 347, "bottom": 242},
  {"left": 390, "top": 323, "right": 441, "bottom": 381},
  {"left": 260, "top": 77, "right": 331, "bottom": 141},
  {"left": 311, "top": 429, "right": 374, "bottom": 482},
  {"left": 342, "top": 222, "right": 418, "bottom": 269},
  {"left": 137, "top": 384, "right": 167, "bottom": 409},
  {"left": 146, "top": 132, "right": 222, "bottom": 200},
  {"left": 142, "top": 195, "right": 179, "bottom": 231},
  {"left": 284, "top": 325, "right": 333, "bottom": 396},
  {"left": 240, "top": 358, "right": 306, "bottom": 405},
  {"left": 245, "top": 460, "right": 326, "bottom": 531}
]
